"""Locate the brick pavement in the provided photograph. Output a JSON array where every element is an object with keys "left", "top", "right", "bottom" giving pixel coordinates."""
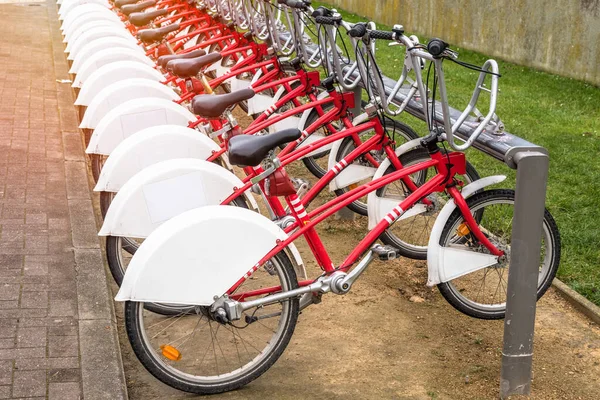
[{"left": 0, "top": 1, "right": 127, "bottom": 399}]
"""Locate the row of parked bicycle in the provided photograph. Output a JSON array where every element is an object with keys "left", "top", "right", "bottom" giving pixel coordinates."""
[{"left": 58, "top": 0, "right": 561, "bottom": 394}]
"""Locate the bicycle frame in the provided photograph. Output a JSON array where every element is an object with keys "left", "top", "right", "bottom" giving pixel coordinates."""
[{"left": 226, "top": 149, "right": 504, "bottom": 303}]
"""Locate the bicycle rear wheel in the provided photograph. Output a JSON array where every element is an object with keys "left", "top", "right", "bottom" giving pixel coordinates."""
[
  {"left": 124, "top": 250, "right": 299, "bottom": 394},
  {"left": 436, "top": 189, "right": 561, "bottom": 319}
]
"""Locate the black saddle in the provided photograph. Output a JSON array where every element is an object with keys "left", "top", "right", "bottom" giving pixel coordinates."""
[
  {"left": 191, "top": 88, "right": 255, "bottom": 118},
  {"left": 129, "top": 9, "right": 168, "bottom": 27},
  {"left": 121, "top": 0, "right": 156, "bottom": 15},
  {"left": 165, "top": 53, "right": 222, "bottom": 78},
  {"left": 228, "top": 129, "right": 301, "bottom": 167},
  {"left": 157, "top": 48, "right": 207, "bottom": 68},
  {"left": 138, "top": 23, "right": 180, "bottom": 44}
]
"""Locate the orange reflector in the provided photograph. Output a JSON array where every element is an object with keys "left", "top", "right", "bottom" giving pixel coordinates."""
[
  {"left": 456, "top": 223, "right": 470, "bottom": 237},
  {"left": 161, "top": 345, "right": 181, "bottom": 361},
  {"left": 348, "top": 183, "right": 358, "bottom": 190}
]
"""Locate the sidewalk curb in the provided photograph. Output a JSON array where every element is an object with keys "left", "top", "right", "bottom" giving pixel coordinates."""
[
  {"left": 552, "top": 279, "right": 600, "bottom": 326},
  {"left": 46, "top": 1, "right": 129, "bottom": 399}
]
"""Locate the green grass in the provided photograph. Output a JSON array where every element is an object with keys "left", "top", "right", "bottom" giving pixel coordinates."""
[{"left": 317, "top": 3, "right": 600, "bottom": 305}]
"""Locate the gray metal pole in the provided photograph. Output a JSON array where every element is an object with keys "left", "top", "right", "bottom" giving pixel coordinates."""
[{"left": 500, "top": 151, "right": 549, "bottom": 398}]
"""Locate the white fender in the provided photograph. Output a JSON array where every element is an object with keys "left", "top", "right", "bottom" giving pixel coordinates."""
[
  {"left": 80, "top": 79, "right": 179, "bottom": 129},
  {"left": 61, "top": 5, "right": 116, "bottom": 31},
  {"left": 63, "top": 19, "right": 120, "bottom": 44},
  {"left": 426, "top": 175, "right": 507, "bottom": 286},
  {"left": 74, "top": 62, "right": 165, "bottom": 106},
  {"left": 65, "top": 26, "right": 133, "bottom": 54},
  {"left": 59, "top": 0, "right": 109, "bottom": 20},
  {"left": 99, "top": 159, "right": 258, "bottom": 238},
  {"left": 360, "top": 137, "right": 424, "bottom": 228},
  {"left": 115, "top": 206, "right": 302, "bottom": 305},
  {"left": 68, "top": 36, "right": 143, "bottom": 63},
  {"left": 86, "top": 98, "right": 195, "bottom": 155},
  {"left": 63, "top": 11, "right": 122, "bottom": 40},
  {"left": 94, "top": 125, "right": 221, "bottom": 192},
  {"left": 72, "top": 50, "right": 154, "bottom": 88}
]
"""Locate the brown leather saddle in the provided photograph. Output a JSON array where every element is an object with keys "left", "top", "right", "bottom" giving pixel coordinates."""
[
  {"left": 165, "top": 53, "right": 222, "bottom": 78},
  {"left": 129, "top": 9, "right": 168, "bottom": 27},
  {"left": 138, "top": 23, "right": 180, "bottom": 44},
  {"left": 121, "top": 0, "right": 156, "bottom": 16},
  {"left": 191, "top": 89, "right": 255, "bottom": 118},
  {"left": 115, "top": 0, "right": 139, "bottom": 8},
  {"left": 157, "top": 49, "right": 207, "bottom": 68}
]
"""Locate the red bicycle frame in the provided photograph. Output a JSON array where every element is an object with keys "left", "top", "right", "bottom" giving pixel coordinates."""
[{"left": 227, "top": 150, "right": 504, "bottom": 298}]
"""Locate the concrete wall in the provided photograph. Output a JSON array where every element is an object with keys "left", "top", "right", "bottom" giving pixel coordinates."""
[{"left": 326, "top": 0, "right": 600, "bottom": 86}]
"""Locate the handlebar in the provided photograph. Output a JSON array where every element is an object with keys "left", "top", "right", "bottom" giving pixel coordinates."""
[
  {"left": 279, "top": 0, "right": 309, "bottom": 11},
  {"left": 347, "top": 22, "right": 367, "bottom": 38},
  {"left": 427, "top": 38, "right": 448, "bottom": 58},
  {"left": 314, "top": 15, "right": 342, "bottom": 25},
  {"left": 368, "top": 30, "right": 394, "bottom": 41}
]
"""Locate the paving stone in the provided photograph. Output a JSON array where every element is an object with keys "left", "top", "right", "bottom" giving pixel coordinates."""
[
  {"left": 17, "top": 327, "right": 46, "bottom": 348},
  {"left": 68, "top": 200, "right": 99, "bottom": 249},
  {"left": 0, "top": 4, "right": 125, "bottom": 399},
  {"left": 20, "top": 291, "right": 48, "bottom": 309},
  {"left": 0, "top": 360, "right": 12, "bottom": 385},
  {"left": 48, "top": 381, "right": 81, "bottom": 400},
  {"left": 12, "top": 370, "right": 46, "bottom": 398},
  {"left": 75, "top": 249, "right": 111, "bottom": 320},
  {"left": 48, "top": 335, "right": 78, "bottom": 358}
]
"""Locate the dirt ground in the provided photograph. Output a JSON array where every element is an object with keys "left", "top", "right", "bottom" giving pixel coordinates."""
[{"left": 106, "top": 151, "right": 600, "bottom": 400}]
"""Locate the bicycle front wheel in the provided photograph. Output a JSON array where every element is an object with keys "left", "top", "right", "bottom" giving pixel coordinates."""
[
  {"left": 124, "top": 250, "right": 299, "bottom": 394},
  {"left": 437, "top": 189, "right": 561, "bottom": 319}
]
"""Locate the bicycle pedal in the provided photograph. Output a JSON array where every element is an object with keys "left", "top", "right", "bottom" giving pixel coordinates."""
[{"left": 372, "top": 245, "right": 399, "bottom": 261}]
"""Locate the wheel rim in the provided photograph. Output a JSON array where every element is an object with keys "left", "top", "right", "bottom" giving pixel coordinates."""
[
  {"left": 134, "top": 255, "right": 293, "bottom": 384},
  {"left": 442, "top": 198, "right": 554, "bottom": 312}
]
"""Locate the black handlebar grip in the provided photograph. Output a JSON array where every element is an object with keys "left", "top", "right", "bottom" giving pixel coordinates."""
[
  {"left": 427, "top": 38, "right": 448, "bottom": 58},
  {"left": 368, "top": 30, "right": 394, "bottom": 41},
  {"left": 311, "top": 6, "right": 331, "bottom": 18},
  {"left": 314, "top": 15, "right": 339, "bottom": 25},
  {"left": 348, "top": 22, "right": 367, "bottom": 38},
  {"left": 286, "top": 0, "right": 308, "bottom": 10}
]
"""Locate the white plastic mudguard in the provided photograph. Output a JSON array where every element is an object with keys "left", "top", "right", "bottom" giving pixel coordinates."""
[
  {"left": 72, "top": 50, "right": 154, "bottom": 88},
  {"left": 74, "top": 62, "right": 165, "bottom": 106},
  {"left": 63, "top": 11, "right": 122, "bottom": 40},
  {"left": 59, "top": 3, "right": 110, "bottom": 25},
  {"left": 65, "top": 26, "right": 133, "bottom": 54},
  {"left": 60, "top": 4, "right": 113, "bottom": 31},
  {"left": 59, "top": 0, "right": 110, "bottom": 21},
  {"left": 80, "top": 79, "right": 179, "bottom": 129},
  {"left": 99, "top": 159, "right": 258, "bottom": 238},
  {"left": 63, "top": 19, "right": 119, "bottom": 44},
  {"left": 86, "top": 98, "right": 195, "bottom": 155},
  {"left": 94, "top": 125, "right": 221, "bottom": 192},
  {"left": 68, "top": 36, "right": 142, "bottom": 63},
  {"left": 115, "top": 205, "right": 301, "bottom": 305},
  {"left": 365, "top": 137, "right": 425, "bottom": 229},
  {"left": 426, "top": 175, "right": 507, "bottom": 286}
]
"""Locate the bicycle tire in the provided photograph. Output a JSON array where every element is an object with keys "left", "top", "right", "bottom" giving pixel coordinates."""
[
  {"left": 124, "top": 250, "right": 299, "bottom": 394},
  {"left": 436, "top": 189, "right": 561, "bottom": 319}
]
